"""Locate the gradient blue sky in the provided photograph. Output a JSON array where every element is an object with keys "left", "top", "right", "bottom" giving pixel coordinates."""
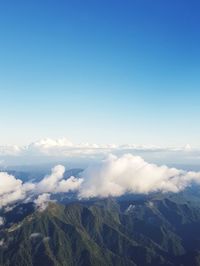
[{"left": 0, "top": 0, "right": 200, "bottom": 146}]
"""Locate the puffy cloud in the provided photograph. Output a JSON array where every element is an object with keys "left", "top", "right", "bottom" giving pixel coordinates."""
[
  {"left": 0, "top": 172, "right": 27, "bottom": 207},
  {"left": 29, "top": 138, "right": 73, "bottom": 149},
  {"left": 25, "top": 138, "right": 109, "bottom": 157},
  {"left": 27, "top": 138, "right": 73, "bottom": 155},
  {"left": 79, "top": 154, "right": 200, "bottom": 198},
  {"left": 34, "top": 194, "right": 51, "bottom": 211},
  {"left": 36, "top": 165, "right": 83, "bottom": 194},
  {"left": 55, "top": 176, "right": 83, "bottom": 193},
  {"left": 1, "top": 154, "right": 200, "bottom": 211},
  {"left": 0, "top": 165, "right": 82, "bottom": 209},
  {"left": 36, "top": 165, "right": 65, "bottom": 193}
]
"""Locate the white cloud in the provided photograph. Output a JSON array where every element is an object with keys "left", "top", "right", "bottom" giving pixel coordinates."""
[
  {"left": 0, "top": 172, "right": 26, "bottom": 207},
  {"left": 34, "top": 194, "right": 51, "bottom": 212},
  {"left": 0, "top": 165, "right": 82, "bottom": 209},
  {"left": 1, "top": 138, "right": 200, "bottom": 167},
  {"left": 0, "top": 137, "right": 194, "bottom": 158},
  {"left": 78, "top": 154, "right": 200, "bottom": 198},
  {"left": 0, "top": 145, "right": 21, "bottom": 156},
  {"left": 27, "top": 138, "right": 73, "bottom": 155},
  {"left": 36, "top": 165, "right": 65, "bottom": 193},
  {"left": 25, "top": 138, "right": 107, "bottom": 157},
  {"left": 1, "top": 154, "right": 200, "bottom": 210},
  {"left": 36, "top": 165, "right": 83, "bottom": 194}
]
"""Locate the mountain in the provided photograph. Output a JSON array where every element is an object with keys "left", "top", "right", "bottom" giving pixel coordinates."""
[
  {"left": 1, "top": 195, "right": 200, "bottom": 266},
  {"left": 0, "top": 168, "right": 83, "bottom": 183}
]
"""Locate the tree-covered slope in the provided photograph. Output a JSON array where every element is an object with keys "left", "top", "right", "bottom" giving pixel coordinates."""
[{"left": 1, "top": 196, "right": 200, "bottom": 266}]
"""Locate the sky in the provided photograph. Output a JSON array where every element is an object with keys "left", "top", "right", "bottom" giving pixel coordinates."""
[{"left": 0, "top": 0, "right": 200, "bottom": 147}]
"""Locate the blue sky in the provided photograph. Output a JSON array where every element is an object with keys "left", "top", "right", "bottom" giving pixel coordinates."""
[{"left": 0, "top": 0, "right": 200, "bottom": 146}]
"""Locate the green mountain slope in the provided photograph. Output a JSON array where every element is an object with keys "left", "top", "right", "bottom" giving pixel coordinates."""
[{"left": 1, "top": 197, "right": 200, "bottom": 266}]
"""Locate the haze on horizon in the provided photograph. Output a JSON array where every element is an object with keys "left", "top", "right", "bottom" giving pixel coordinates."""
[{"left": 1, "top": 1, "right": 200, "bottom": 148}]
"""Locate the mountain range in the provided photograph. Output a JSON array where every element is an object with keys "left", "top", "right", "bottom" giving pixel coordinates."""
[{"left": 1, "top": 191, "right": 200, "bottom": 266}]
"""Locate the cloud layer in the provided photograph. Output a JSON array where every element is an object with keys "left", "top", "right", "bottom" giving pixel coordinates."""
[
  {"left": 1, "top": 138, "right": 199, "bottom": 169},
  {"left": 1, "top": 154, "right": 200, "bottom": 211},
  {"left": 0, "top": 138, "right": 195, "bottom": 158}
]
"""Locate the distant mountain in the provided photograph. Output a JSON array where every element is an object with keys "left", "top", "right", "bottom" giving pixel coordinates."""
[
  {"left": 1, "top": 194, "right": 200, "bottom": 266},
  {"left": 0, "top": 168, "right": 83, "bottom": 183}
]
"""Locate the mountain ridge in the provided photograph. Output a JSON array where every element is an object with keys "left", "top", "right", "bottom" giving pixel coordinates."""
[{"left": 1, "top": 195, "right": 200, "bottom": 266}]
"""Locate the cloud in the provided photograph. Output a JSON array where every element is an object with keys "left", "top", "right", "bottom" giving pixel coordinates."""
[
  {"left": 36, "top": 165, "right": 83, "bottom": 194},
  {"left": 78, "top": 154, "right": 200, "bottom": 198},
  {"left": 1, "top": 154, "right": 200, "bottom": 212},
  {"left": 0, "top": 145, "right": 21, "bottom": 156},
  {"left": 1, "top": 138, "right": 200, "bottom": 167},
  {"left": 34, "top": 194, "right": 51, "bottom": 211},
  {"left": 0, "top": 165, "right": 82, "bottom": 209},
  {"left": 36, "top": 165, "right": 65, "bottom": 193},
  {"left": 27, "top": 138, "right": 73, "bottom": 155},
  {"left": 0, "top": 138, "right": 194, "bottom": 158},
  {"left": 0, "top": 172, "right": 27, "bottom": 207}
]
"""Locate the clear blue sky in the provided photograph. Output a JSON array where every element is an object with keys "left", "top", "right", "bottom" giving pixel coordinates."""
[{"left": 0, "top": 0, "right": 200, "bottom": 146}]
